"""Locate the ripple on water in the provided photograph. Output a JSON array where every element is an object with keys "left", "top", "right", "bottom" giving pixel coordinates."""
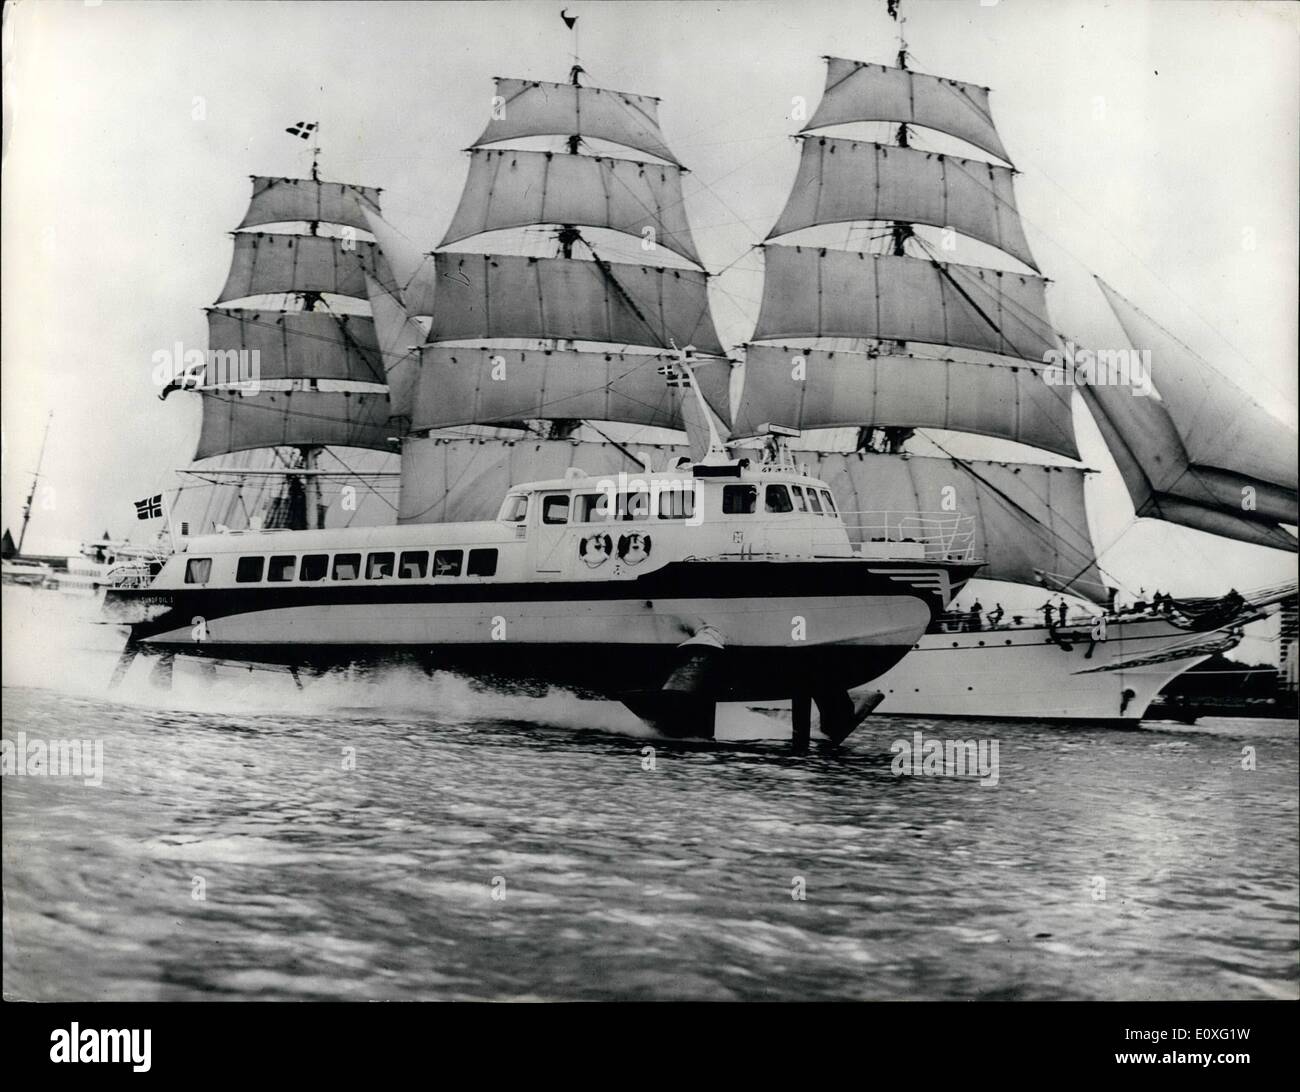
[{"left": 3, "top": 653, "right": 1297, "bottom": 1001}]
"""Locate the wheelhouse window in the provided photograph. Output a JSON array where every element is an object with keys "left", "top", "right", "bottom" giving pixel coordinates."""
[
  {"left": 805, "top": 488, "right": 824, "bottom": 515},
  {"left": 790, "top": 485, "right": 808, "bottom": 512},
  {"left": 235, "top": 556, "right": 265, "bottom": 583},
  {"left": 616, "top": 491, "right": 651, "bottom": 520},
  {"left": 300, "top": 554, "right": 328, "bottom": 582},
  {"left": 467, "top": 548, "right": 498, "bottom": 577},
  {"left": 184, "top": 558, "right": 212, "bottom": 584},
  {"left": 433, "top": 549, "right": 463, "bottom": 577},
  {"left": 657, "top": 487, "right": 695, "bottom": 520},
  {"left": 333, "top": 553, "right": 361, "bottom": 580},
  {"left": 499, "top": 494, "right": 528, "bottom": 523},
  {"left": 722, "top": 484, "right": 757, "bottom": 515},
  {"left": 820, "top": 489, "right": 838, "bottom": 516},
  {"left": 366, "top": 552, "right": 394, "bottom": 580},
  {"left": 399, "top": 551, "right": 428, "bottom": 579},
  {"left": 576, "top": 493, "right": 613, "bottom": 522},
  {"left": 542, "top": 495, "right": 570, "bottom": 524},
  {"left": 765, "top": 484, "right": 793, "bottom": 514},
  {"left": 268, "top": 555, "right": 296, "bottom": 582}
]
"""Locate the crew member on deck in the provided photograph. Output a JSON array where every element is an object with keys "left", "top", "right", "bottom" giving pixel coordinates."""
[
  {"left": 989, "top": 603, "right": 1005, "bottom": 627},
  {"left": 1057, "top": 601, "right": 1068, "bottom": 627},
  {"left": 1041, "top": 601, "right": 1055, "bottom": 628},
  {"left": 970, "top": 599, "right": 984, "bottom": 631}
]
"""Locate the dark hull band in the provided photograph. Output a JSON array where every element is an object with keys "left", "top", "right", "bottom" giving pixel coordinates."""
[
  {"left": 134, "top": 641, "right": 919, "bottom": 702},
  {"left": 107, "top": 558, "right": 980, "bottom": 640}
]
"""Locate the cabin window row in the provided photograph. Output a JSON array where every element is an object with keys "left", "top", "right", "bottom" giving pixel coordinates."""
[
  {"left": 721, "top": 484, "right": 838, "bottom": 516},
  {"left": 504, "top": 490, "right": 696, "bottom": 525},
  {"left": 184, "top": 548, "right": 499, "bottom": 585}
]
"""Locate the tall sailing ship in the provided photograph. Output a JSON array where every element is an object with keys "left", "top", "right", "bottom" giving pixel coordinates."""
[
  {"left": 104, "top": 56, "right": 981, "bottom": 746},
  {"left": 722, "top": 12, "right": 1297, "bottom": 722},
  {"left": 108, "top": 9, "right": 1296, "bottom": 731}
]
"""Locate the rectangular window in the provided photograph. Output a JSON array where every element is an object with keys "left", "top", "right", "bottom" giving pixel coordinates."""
[
  {"left": 433, "top": 549, "right": 463, "bottom": 577},
  {"left": 765, "top": 484, "right": 793, "bottom": 514},
  {"left": 398, "top": 550, "right": 428, "bottom": 579},
  {"left": 542, "top": 495, "right": 570, "bottom": 524},
  {"left": 499, "top": 494, "right": 528, "bottom": 522},
  {"left": 184, "top": 557, "right": 212, "bottom": 584},
  {"left": 790, "top": 485, "right": 808, "bottom": 512},
  {"left": 300, "top": 554, "right": 328, "bottom": 582},
  {"left": 657, "top": 487, "right": 695, "bottom": 520},
  {"left": 722, "top": 484, "right": 757, "bottom": 515},
  {"left": 805, "top": 488, "right": 824, "bottom": 515},
  {"left": 235, "top": 556, "right": 265, "bottom": 583},
  {"left": 467, "top": 548, "right": 498, "bottom": 577},
  {"left": 366, "top": 552, "right": 394, "bottom": 579},
  {"left": 820, "top": 489, "right": 838, "bottom": 516},
  {"left": 616, "top": 491, "right": 651, "bottom": 521},
  {"left": 332, "top": 553, "right": 361, "bottom": 580},
  {"left": 577, "top": 493, "right": 613, "bottom": 522},
  {"left": 268, "top": 555, "right": 296, "bottom": 582}
]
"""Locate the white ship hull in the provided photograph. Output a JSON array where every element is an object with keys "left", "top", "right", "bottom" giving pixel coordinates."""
[{"left": 870, "top": 614, "right": 1240, "bottom": 723}]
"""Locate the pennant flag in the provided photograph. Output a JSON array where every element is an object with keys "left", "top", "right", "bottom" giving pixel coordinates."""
[
  {"left": 134, "top": 494, "right": 164, "bottom": 520},
  {"left": 286, "top": 121, "right": 318, "bottom": 140},
  {"left": 560, "top": 9, "right": 578, "bottom": 29}
]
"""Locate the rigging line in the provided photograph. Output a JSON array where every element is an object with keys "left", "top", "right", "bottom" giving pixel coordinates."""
[
  {"left": 396, "top": 432, "right": 684, "bottom": 524},
  {"left": 905, "top": 42, "right": 1291, "bottom": 409},
  {"left": 418, "top": 352, "right": 698, "bottom": 429},
  {"left": 1029, "top": 159, "right": 1293, "bottom": 408},
  {"left": 1098, "top": 279, "right": 1295, "bottom": 434},
  {"left": 320, "top": 446, "right": 397, "bottom": 515},
  {"left": 200, "top": 388, "right": 388, "bottom": 429},
  {"left": 304, "top": 298, "right": 386, "bottom": 384},
  {"left": 922, "top": 433, "right": 1120, "bottom": 596},
  {"left": 582, "top": 423, "right": 655, "bottom": 466}
]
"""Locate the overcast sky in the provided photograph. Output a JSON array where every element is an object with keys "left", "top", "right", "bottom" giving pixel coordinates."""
[{"left": 3, "top": 0, "right": 1297, "bottom": 651}]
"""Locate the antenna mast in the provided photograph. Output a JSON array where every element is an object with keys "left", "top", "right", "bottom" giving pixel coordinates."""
[{"left": 16, "top": 411, "right": 53, "bottom": 555}]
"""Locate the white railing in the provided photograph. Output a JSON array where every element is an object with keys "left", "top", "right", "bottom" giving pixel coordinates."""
[
  {"left": 836, "top": 510, "right": 978, "bottom": 561},
  {"left": 105, "top": 561, "right": 158, "bottom": 588}
]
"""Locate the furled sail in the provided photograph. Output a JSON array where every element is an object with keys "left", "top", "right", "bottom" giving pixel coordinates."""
[
  {"left": 472, "top": 78, "right": 680, "bottom": 165},
  {"left": 441, "top": 149, "right": 702, "bottom": 266},
  {"left": 236, "top": 176, "right": 383, "bottom": 233},
  {"left": 804, "top": 58, "right": 1012, "bottom": 165},
  {"left": 735, "top": 345, "right": 1077, "bottom": 458},
  {"left": 218, "top": 233, "right": 394, "bottom": 304},
  {"left": 752, "top": 246, "right": 1055, "bottom": 361},
  {"left": 412, "top": 347, "right": 731, "bottom": 432},
  {"left": 1078, "top": 279, "right": 1297, "bottom": 550},
  {"left": 426, "top": 252, "right": 724, "bottom": 355},
  {"left": 206, "top": 309, "right": 385, "bottom": 384},
  {"left": 195, "top": 389, "right": 393, "bottom": 459},
  {"left": 768, "top": 137, "right": 1037, "bottom": 271},
  {"left": 808, "top": 451, "right": 1107, "bottom": 601},
  {"left": 397, "top": 436, "right": 692, "bottom": 524}
]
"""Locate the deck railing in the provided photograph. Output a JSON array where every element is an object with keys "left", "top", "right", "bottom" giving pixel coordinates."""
[{"left": 835, "top": 510, "right": 977, "bottom": 561}]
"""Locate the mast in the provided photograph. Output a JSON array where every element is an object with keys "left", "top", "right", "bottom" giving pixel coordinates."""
[
  {"left": 16, "top": 411, "right": 53, "bottom": 555},
  {"left": 175, "top": 158, "right": 397, "bottom": 534},
  {"left": 397, "top": 30, "right": 732, "bottom": 524},
  {"left": 739, "top": 11, "right": 1112, "bottom": 601}
]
